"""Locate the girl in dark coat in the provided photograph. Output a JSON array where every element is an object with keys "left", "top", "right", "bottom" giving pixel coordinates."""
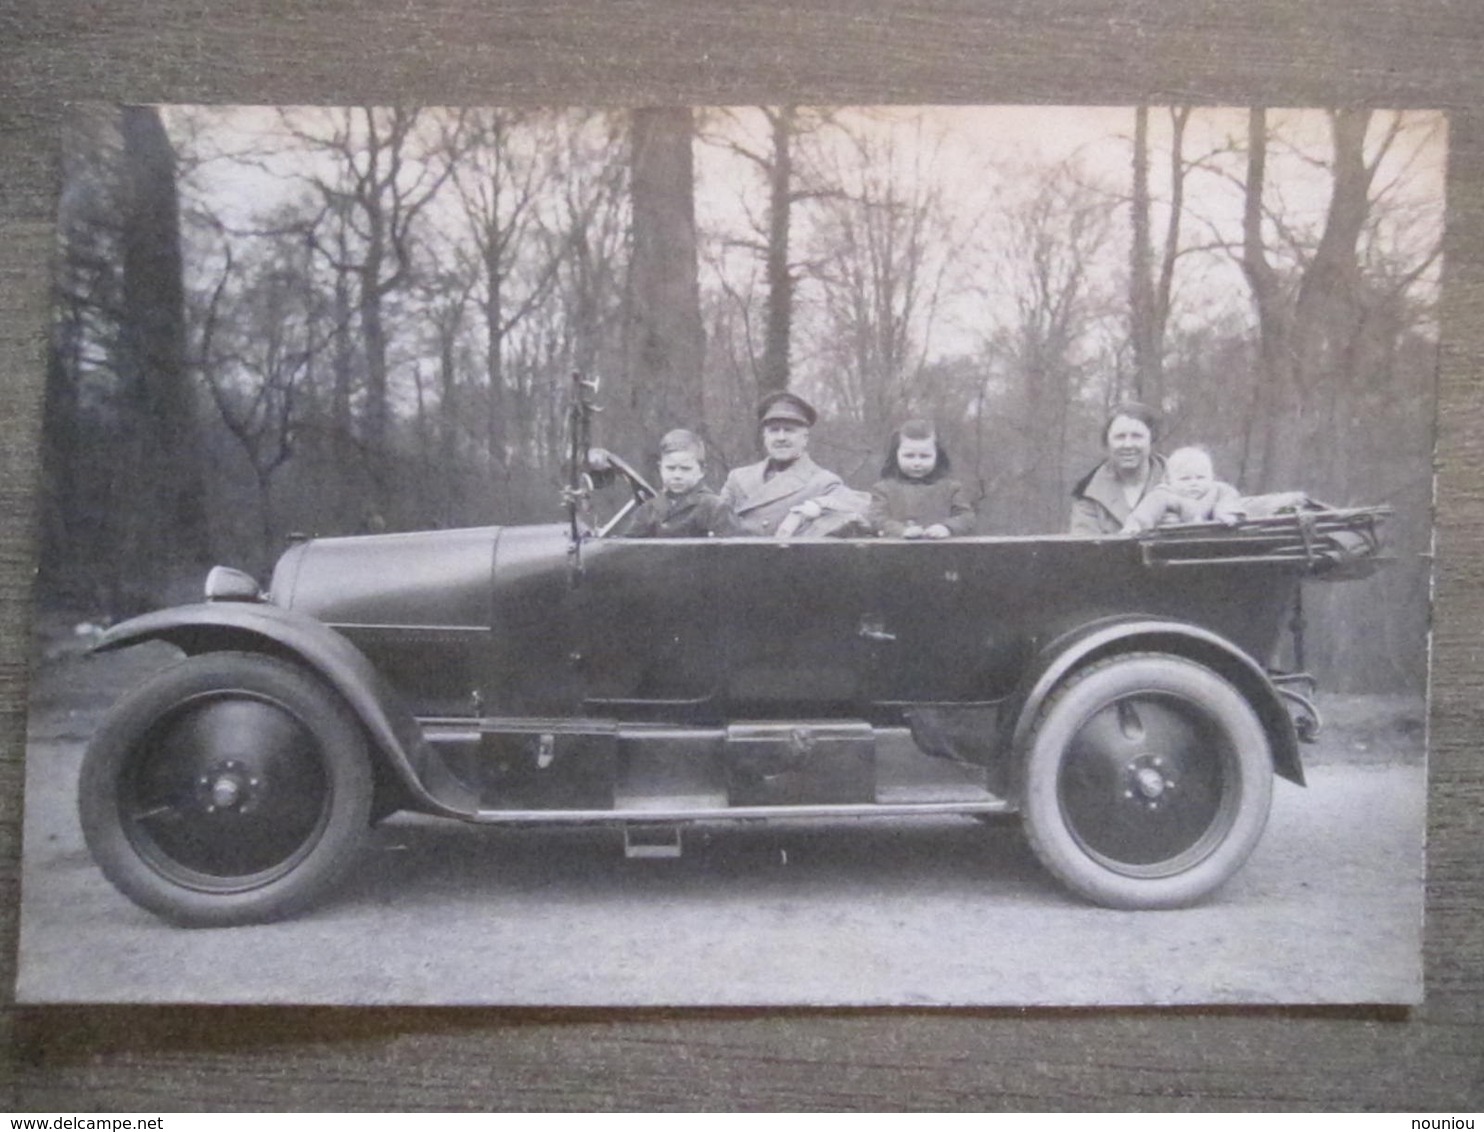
[{"left": 867, "top": 420, "right": 976, "bottom": 538}]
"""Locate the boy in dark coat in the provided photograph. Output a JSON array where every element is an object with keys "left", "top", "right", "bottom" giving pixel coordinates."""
[{"left": 616, "top": 429, "right": 745, "bottom": 538}]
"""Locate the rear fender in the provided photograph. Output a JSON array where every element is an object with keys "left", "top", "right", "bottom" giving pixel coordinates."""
[
  {"left": 1006, "top": 616, "right": 1304, "bottom": 788},
  {"left": 94, "top": 603, "right": 477, "bottom": 816}
]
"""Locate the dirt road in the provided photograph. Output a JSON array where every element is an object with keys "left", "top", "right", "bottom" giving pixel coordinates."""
[{"left": 15, "top": 641, "right": 1425, "bottom": 1007}]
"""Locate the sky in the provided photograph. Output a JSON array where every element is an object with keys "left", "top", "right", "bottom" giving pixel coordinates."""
[
  {"left": 692, "top": 106, "right": 1445, "bottom": 359},
  {"left": 158, "top": 103, "right": 1448, "bottom": 384}
]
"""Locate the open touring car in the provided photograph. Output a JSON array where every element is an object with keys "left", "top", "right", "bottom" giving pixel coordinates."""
[{"left": 75, "top": 389, "right": 1389, "bottom": 925}]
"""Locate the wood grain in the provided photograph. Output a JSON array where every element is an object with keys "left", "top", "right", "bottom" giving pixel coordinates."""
[{"left": 2, "top": 1, "right": 1481, "bottom": 1111}]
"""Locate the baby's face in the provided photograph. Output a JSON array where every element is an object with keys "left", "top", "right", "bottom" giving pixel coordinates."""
[
  {"left": 1168, "top": 452, "right": 1215, "bottom": 499},
  {"left": 659, "top": 450, "right": 705, "bottom": 495}
]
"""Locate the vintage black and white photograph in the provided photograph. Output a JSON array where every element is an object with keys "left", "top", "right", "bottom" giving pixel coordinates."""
[{"left": 18, "top": 103, "right": 1441, "bottom": 1006}]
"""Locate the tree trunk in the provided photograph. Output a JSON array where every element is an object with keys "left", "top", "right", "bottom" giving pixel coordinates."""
[
  {"left": 1153, "top": 107, "right": 1191, "bottom": 415},
  {"left": 484, "top": 231, "right": 506, "bottom": 480},
  {"left": 118, "top": 104, "right": 209, "bottom": 595},
  {"left": 1240, "top": 108, "right": 1374, "bottom": 490},
  {"left": 1128, "top": 106, "right": 1189, "bottom": 414},
  {"left": 359, "top": 190, "right": 391, "bottom": 510},
  {"left": 1238, "top": 107, "right": 1291, "bottom": 489},
  {"left": 761, "top": 106, "right": 796, "bottom": 396},
  {"left": 1293, "top": 108, "right": 1373, "bottom": 469},
  {"left": 38, "top": 331, "right": 81, "bottom": 601},
  {"left": 1129, "top": 105, "right": 1156, "bottom": 403},
  {"left": 624, "top": 107, "right": 706, "bottom": 458},
  {"left": 437, "top": 300, "right": 466, "bottom": 526},
  {"left": 329, "top": 234, "right": 358, "bottom": 520}
]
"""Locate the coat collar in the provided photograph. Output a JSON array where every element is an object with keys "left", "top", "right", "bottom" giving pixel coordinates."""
[
  {"left": 661, "top": 484, "right": 708, "bottom": 507},
  {"left": 1074, "top": 454, "right": 1167, "bottom": 520},
  {"left": 733, "top": 454, "right": 824, "bottom": 512}
]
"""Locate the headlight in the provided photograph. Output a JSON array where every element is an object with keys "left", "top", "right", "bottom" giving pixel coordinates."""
[{"left": 204, "top": 566, "right": 262, "bottom": 602}]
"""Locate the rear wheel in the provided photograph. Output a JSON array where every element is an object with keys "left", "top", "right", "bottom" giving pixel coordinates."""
[
  {"left": 1019, "top": 652, "right": 1273, "bottom": 909},
  {"left": 79, "top": 651, "right": 373, "bottom": 926}
]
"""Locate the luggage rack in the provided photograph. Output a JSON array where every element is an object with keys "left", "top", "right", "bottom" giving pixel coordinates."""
[{"left": 1136, "top": 506, "right": 1390, "bottom": 574}]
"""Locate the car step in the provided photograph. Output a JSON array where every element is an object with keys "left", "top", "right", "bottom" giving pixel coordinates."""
[{"left": 623, "top": 823, "right": 683, "bottom": 859}]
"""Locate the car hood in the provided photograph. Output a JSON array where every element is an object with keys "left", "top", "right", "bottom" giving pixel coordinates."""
[{"left": 270, "top": 525, "right": 505, "bottom": 629}]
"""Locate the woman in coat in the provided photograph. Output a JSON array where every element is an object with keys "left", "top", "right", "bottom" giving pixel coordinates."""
[{"left": 1069, "top": 402, "right": 1167, "bottom": 535}]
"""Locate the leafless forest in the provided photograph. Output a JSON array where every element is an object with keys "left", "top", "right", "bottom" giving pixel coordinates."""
[{"left": 39, "top": 105, "right": 1443, "bottom": 692}]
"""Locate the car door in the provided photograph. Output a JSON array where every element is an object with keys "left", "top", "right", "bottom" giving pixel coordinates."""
[
  {"left": 570, "top": 536, "right": 725, "bottom": 714},
  {"left": 719, "top": 539, "right": 872, "bottom": 712},
  {"left": 862, "top": 537, "right": 1030, "bottom": 705}
]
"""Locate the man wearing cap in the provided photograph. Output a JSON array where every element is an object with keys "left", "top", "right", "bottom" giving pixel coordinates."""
[{"left": 720, "top": 391, "right": 868, "bottom": 537}]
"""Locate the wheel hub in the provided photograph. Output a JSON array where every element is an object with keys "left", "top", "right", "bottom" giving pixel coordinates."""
[
  {"left": 1058, "top": 690, "right": 1232, "bottom": 870},
  {"left": 1124, "top": 754, "right": 1177, "bottom": 808},
  {"left": 1133, "top": 766, "right": 1166, "bottom": 799},
  {"left": 210, "top": 777, "right": 241, "bottom": 808},
  {"left": 195, "top": 759, "right": 261, "bottom": 814}
]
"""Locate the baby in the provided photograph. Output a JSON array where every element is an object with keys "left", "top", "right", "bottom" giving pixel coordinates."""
[
  {"left": 1121, "top": 445, "right": 1243, "bottom": 534},
  {"left": 616, "top": 429, "right": 745, "bottom": 538}
]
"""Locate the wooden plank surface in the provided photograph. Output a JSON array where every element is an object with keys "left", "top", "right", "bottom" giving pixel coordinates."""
[{"left": 2, "top": 1, "right": 1481, "bottom": 1111}]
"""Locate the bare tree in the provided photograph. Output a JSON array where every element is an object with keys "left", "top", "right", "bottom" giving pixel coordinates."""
[
  {"left": 416, "top": 251, "right": 478, "bottom": 524},
  {"left": 119, "top": 106, "right": 211, "bottom": 588},
  {"left": 805, "top": 121, "right": 954, "bottom": 454},
  {"left": 978, "top": 163, "right": 1118, "bottom": 532},
  {"left": 284, "top": 107, "right": 462, "bottom": 518},
  {"left": 41, "top": 109, "right": 123, "bottom": 605},
  {"left": 191, "top": 216, "right": 328, "bottom": 559},
  {"left": 1216, "top": 107, "right": 1440, "bottom": 689},
  {"left": 1128, "top": 105, "right": 1191, "bottom": 407},
  {"left": 1237, "top": 109, "right": 1397, "bottom": 488},
  {"left": 702, "top": 107, "right": 843, "bottom": 398},
  {"left": 760, "top": 107, "right": 799, "bottom": 396},
  {"left": 444, "top": 110, "right": 576, "bottom": 486},
  {"left": 623, "top": 107, "right": 706, "bottom": 458},
  {"left": 501, "top": 112, "right": 630, "bottom": 505}
]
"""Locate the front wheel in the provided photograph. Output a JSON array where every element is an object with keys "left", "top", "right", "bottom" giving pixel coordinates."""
[
  {"left": 79, "top": 651, "right": 373, "bottom": 926},
  {"left": 1019, "top": 652, "right": 1273, "bottom": 909}
]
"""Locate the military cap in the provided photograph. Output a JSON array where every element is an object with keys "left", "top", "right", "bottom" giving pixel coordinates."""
[{"left": 757, "top": 390, "right": 818, "bottom": 427}]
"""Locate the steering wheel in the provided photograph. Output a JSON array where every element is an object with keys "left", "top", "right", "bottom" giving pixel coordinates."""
[{"left": 587, "top": 450, "right": 657, "bottom": 537}]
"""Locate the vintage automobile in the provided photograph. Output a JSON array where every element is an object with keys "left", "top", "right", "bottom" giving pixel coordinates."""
[{"left": 76, "top": 395, "right": 1389, "bottom": 926}]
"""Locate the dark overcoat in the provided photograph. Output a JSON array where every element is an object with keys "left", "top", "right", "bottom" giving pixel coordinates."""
[
  {"left": 866, "top": 476, "right": 976, "bottom": 536},
  {"left": 616, "top": 486, "right": 745, "bottom": 538}
]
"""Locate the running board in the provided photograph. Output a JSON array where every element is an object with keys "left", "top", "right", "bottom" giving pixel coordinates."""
[{"left": 459, "top": 798, "right": 1015, "bottom": 825}]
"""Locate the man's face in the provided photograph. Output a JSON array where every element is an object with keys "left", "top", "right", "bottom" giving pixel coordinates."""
[
  {"left": 659, "top": 450, "right": 705, "bottom": 495},
  {"left": 762, "top": 421, "right": 809, "bottom": 463},
  {"left": 1168, "top": 451, "right": 1215, "bottom": 499}
]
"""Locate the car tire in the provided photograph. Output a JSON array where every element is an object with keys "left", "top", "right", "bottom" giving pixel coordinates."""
[
  {"left": 78, "top": 651, "right": 373, "bottom": 927},
  {"left": 1019, "top": 651, "right": 1273, "bottom": 909}
]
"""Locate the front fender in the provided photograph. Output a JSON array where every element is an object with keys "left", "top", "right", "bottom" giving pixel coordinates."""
[
  {"left": 1006, "top": 616, "right": 1305, "bottom": 787},
  {"left": 94, "top": 603, "right": 477, "bottom": 816}
]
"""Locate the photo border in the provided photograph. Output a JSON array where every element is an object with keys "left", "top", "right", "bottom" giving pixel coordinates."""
[{"left": 1, "top": 2, "right": 1481, "bottom": 1110}]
